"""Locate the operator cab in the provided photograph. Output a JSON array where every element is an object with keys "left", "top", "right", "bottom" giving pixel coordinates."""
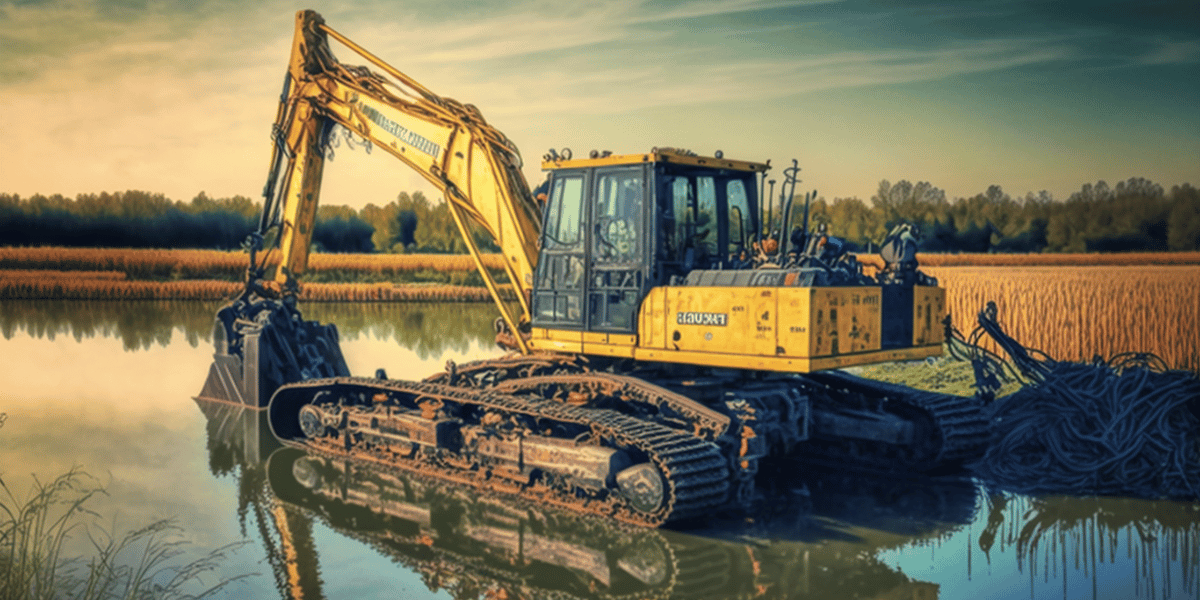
[{"left": 532, "top": 149, "right": 767, "bottom": 334}]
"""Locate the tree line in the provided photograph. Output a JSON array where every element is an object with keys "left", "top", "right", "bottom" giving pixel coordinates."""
[
  {"left": 2, "top": 177, "right": 1198, "bottom": 254},
  {"left": 797, "top": 178, "right": 1200, "bottom": 253}
]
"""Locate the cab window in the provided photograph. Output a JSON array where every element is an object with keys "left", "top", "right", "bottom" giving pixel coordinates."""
[
  {"left": 593, "top": 171, "right": 642, "bottom": 263},
  {"left": 726, "top": 179, "right": 750, "bottom": 258},
  {"left": 543, "top": 176, "right": 584, "bottom": 249}
]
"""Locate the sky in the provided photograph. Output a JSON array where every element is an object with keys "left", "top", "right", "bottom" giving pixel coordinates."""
[{"left": 1, "top": 0, "right": 1197, "bottom": 211}]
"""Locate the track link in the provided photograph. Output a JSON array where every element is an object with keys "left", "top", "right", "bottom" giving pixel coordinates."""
[
  {"left": 269, "top": 377, "right": 729, "bottom": 526},
  {"left": 803, "top": 371, "right": 989, "bottom": 469},
  {"left": 490, "top": 372, "right": 732, "bottom": 441}
]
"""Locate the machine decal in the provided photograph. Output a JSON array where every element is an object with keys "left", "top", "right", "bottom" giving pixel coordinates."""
[
  {"left": 676, "top": 312, "right": 728, "bottom": 326},
  {"left": 356, "top": 100, "right": 441, "bottom": 158}
]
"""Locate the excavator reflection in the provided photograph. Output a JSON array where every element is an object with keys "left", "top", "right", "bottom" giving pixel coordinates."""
[{"left": 197, "top": 398, "right": 980, "bottom": 600}]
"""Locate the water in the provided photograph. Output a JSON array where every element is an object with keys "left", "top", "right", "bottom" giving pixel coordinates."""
[{"left": 1, "top": 300, "right": 1197, "bottom": 600}]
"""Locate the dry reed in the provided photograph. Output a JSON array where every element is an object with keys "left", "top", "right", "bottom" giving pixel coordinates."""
[
  {"left": 853, "top": 251, "right": 1200, "bottom": 270},
  {"left": 0, "top": 269, "right": 126, "bottom": 280},
  {"left": 929, "top": 265, "right": 1200, "bottom": 373},
  {"left": 0, "top": 274, "right": 512, "bottom": 303},
  {"left": 0, "top": 247, "right": 504, "bottom": 280}
]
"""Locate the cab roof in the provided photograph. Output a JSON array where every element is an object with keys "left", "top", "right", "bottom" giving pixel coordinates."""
[{"left": 541, "top": 148, "right": 770, "bottom": 173}]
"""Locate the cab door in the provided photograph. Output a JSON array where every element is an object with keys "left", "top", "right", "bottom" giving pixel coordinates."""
[
  {"left": 532, "top": 171, "right": 588, "bottom": 329},
  {"left": 587, "top": 166, "right": 649, "bottom": 332}
]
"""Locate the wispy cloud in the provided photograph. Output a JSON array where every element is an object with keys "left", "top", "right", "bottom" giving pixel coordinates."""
[
  {"left": 428, "top": 35, "right": 1081, "bottom": 120},
  {"left": 338, "top": 0, "right": 833, "bottom": 65},
  {"left": 1139, "top": 39, "right": 1200, "bottom": 65}
]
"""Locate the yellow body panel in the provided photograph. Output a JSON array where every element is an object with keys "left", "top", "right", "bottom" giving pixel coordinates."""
[
  {"left": 777, "top": 287, "right": 884, "bottom": 357},
  {"left": 531, "top": 285, "right": 944, "bottom": 373},
  {"left": 913, "top": 285, "right": 946, "bottom": 346},
  {"left": 541, "top": 150, "right": 769, "bottom": 173},
  {"left": 663, "top": 287, "right": 778, "bottom": 356},
  {"left": 530, "top": 327, "right": 582, "bottom": 353}
]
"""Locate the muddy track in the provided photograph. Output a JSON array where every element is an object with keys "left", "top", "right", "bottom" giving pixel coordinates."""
[
  {"left": 270, "top": 376, "right": 730, "bottom": 526},
  {"left": 800, "top": 370, "right": 990, "bottom": 470}
]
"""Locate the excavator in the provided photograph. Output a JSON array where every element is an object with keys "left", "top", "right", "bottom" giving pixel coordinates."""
[{"left": 197, "top": 9, "right": 988, "bottom": 527}]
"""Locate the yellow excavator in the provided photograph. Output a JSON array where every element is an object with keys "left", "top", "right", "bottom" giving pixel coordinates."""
[{"left": 197, "top": 10, "right": 987, "bottom": 527}]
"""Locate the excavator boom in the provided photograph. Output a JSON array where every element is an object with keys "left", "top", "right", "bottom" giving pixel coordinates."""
[{"left": 260, "top": 10, "right": 539, "bottom": 349}]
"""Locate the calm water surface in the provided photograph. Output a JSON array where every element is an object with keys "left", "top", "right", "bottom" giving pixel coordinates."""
[{"left": 1, "top": 300, "right": 1196, "bottom": 600}]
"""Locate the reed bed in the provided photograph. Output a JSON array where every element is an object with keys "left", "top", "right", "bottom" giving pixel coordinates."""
[
  {"left": 1, "top": 467, "right": 247, "bottom": 600},
  {"left": 0, "top": 269, "right": 126, "bottom": 280},
  {"left": 0, "top": 247, "right": 504, "bottom": 281},
  {"left": 0, "top": 276, "right": 241, "bottom": 300},
  {"left": 0, "top": 247, "right": 245, "bottom": 280},
  {"left": 0, "top": 274, "right": 512, "bottom": 303},
  {"left": 300, "top": 282, "right": 515, "bottom": 302},
  {"left": 853, "top": 251, "right": 1200, "bottom": 270},
  {"left": 928, "top": 265, "right": 1200, "bottom": 373}
]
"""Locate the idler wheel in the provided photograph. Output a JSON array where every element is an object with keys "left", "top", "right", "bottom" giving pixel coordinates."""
[
  {"left": 298, "top": 404, "right": 327, "bottom": 439},
  {"left": 616, "top": 463, "right": 665, "bottom": 513}
]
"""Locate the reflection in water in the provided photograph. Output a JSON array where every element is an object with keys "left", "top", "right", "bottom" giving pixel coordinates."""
[
  {"left": 0, "top": 299, "right": 214, "bottom": 350},
  {"left": 976, "top": 492, "right": 1199, "bottom": 600},
  {"left": 303, "top": 303, "right": 500, "bottom": 360},
  {"left": 1, "top": 300, "right": 499, "bottom": 358},
  {"left": 197, "top": 397, "right": 1200, "bottom": 599},
  {"left": 196, "top": 399, "right": 973, "bottom": 600}
]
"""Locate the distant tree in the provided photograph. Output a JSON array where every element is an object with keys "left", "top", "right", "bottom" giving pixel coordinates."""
[
  {"left": 1167, "top": 184, "right": 1200, "bottom": 251},
  {"left": 871, "top": 179, "right": 948, "bottom": 230},
  {"left": 921, "top": 215, "right": 959, "bottom": 252},
  {"left": 393, "top": 209, "right": 418, "bottom": 249},
  {"left": 359, "top": 201, "right": 400, "bottom": 252},
  {"left": 993, "top": 218, "right": 1048, "bottom": 252},
  {"left": 313, "top": 216, "right": 375, "bottom": 253}
]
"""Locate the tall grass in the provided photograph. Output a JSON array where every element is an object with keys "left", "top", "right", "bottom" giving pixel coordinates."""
[
  {"left": 0, "top": 270, "right": 127, "bottom": 280},
  {"left": 853, "top": 251, "right": 1200, "bottom": 269},
  {"left": 0, "top": 276, "right": 513, "bottom": 302},
  {"left": 930, "top": 265, "right": 1200, "bottom": 373},
  {"left": 0, "top": 247, "right": 505, "bottom": 282},
  {"left": 0, "top": 467, "right": 248, "bottom": 600},
  {"left": 0, "top": 277, "right": 241, "bottom": 301}
]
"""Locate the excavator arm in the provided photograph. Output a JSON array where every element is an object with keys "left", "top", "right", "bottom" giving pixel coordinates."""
[{"left": 256, "top": 10, "right": 541, "bottom": 352}]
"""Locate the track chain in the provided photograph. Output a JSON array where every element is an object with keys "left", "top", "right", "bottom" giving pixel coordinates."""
[
  {"left": 274, "top": 376, "right": 729, "bottom": 526},
  {"left": 803, "top": 371, "right": 989, "bottom": 469},
  {"left": 490, "top": 372, "right": 733, "bottom": 441},
  {"left": 424, "top": 354, "right": 589, "bottom": 387}
]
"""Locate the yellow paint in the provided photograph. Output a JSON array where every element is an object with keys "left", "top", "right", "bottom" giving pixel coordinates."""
[
  {"left": 581, "top": 331, "right": 610, "bottom": 344},
  {"left": 530, "top": 327, "right": 582, "bottom": 353},
  {"left": 663, "top": 287, "right": 775, "bottom": 356},
  {"left": 797, "top": 287, "right": 884, "bottom": 356},
  {"left": 537, "top": 284, "right": 943, "bottom": 372},
  {"left": 913, "top": 285, "right": 945, "bottom": 347},
  {"left": 541, "top": 150, "right": 769, "bottom": 173},
  {"left": 632, "top": 344, "right": 941, "bottom": 372},
  {"left": 638, "top": 287, "right": 668, "bottom": 349}
]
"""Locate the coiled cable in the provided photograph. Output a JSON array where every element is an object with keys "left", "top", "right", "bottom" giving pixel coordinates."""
[{"left": 949, "top": 302, "right": 1200, "bottom": 500}]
